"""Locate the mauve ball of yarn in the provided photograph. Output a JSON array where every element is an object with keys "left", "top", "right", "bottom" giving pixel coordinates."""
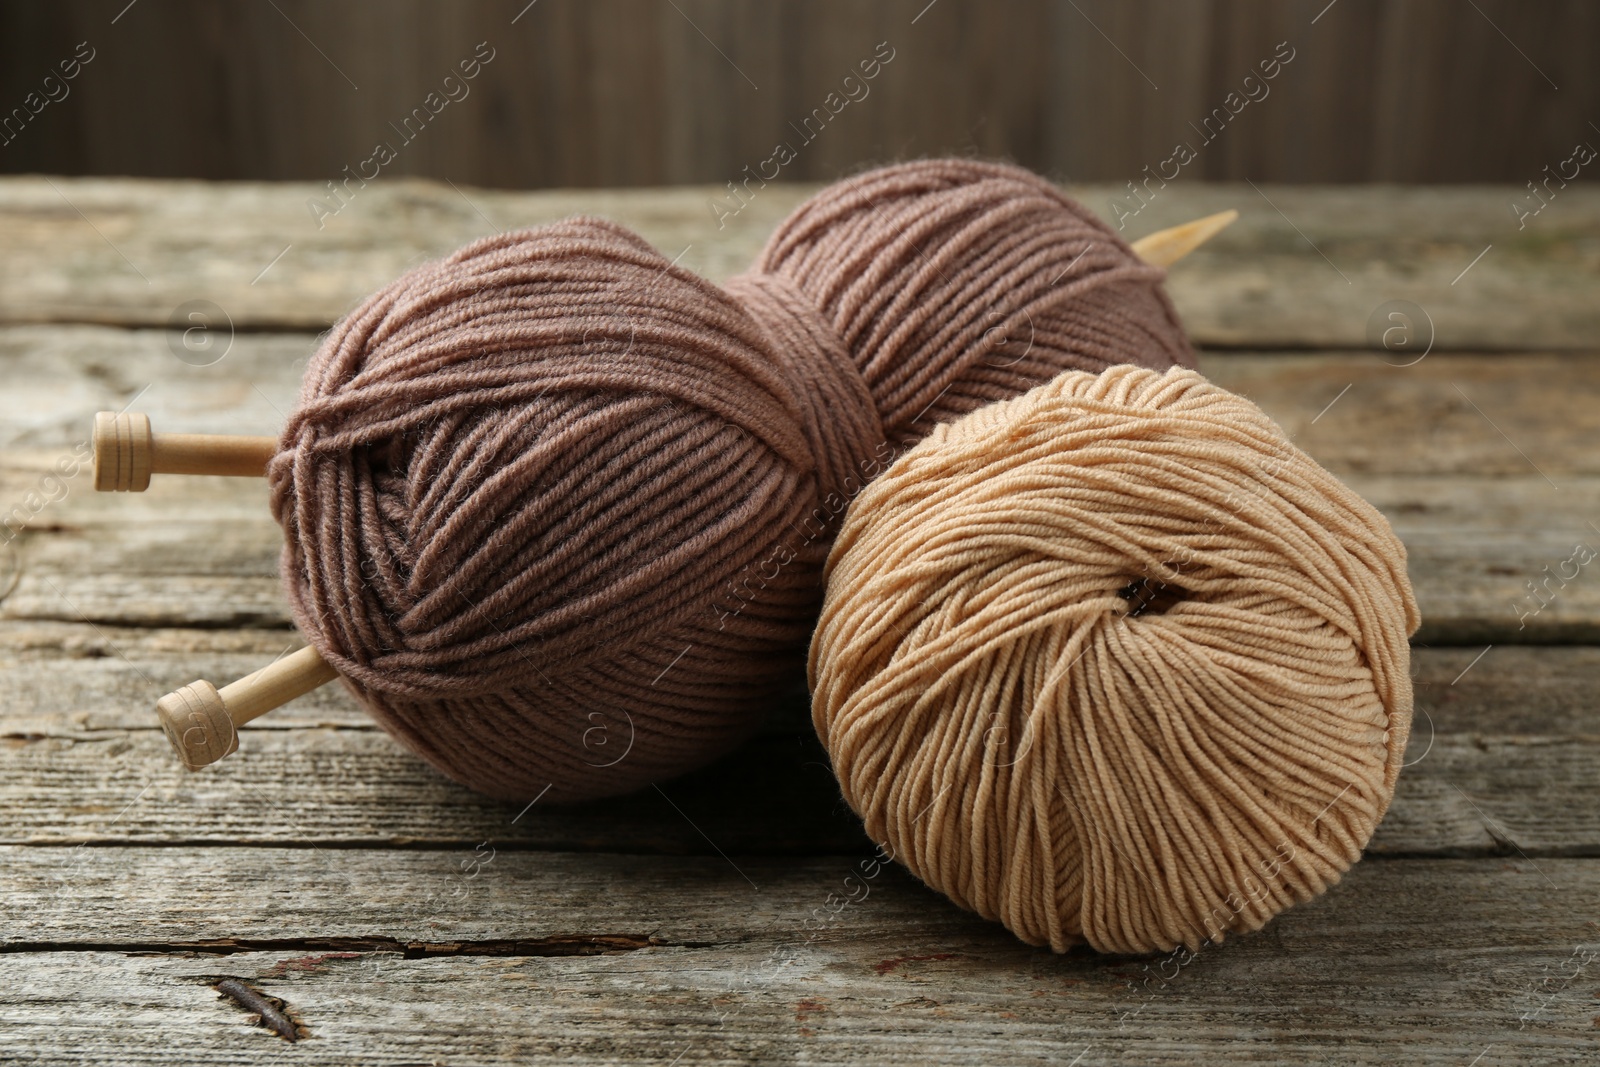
[
  {"left": 810, "top": 365, "right": 1420, "bottom": 955},
  {"left": 269, "top": 218, "right": 815, "bottom": 801},
  {"left": 268, "top": 159, "right": 1194, "bottom": 804},
  {"left": 733, "top": 158, "right": 1194, "bottom": 442}
]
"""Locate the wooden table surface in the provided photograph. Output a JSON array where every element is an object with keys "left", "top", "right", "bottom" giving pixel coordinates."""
[{"left": 1, "top": 176, "right": 1596, "bottom": 1065}]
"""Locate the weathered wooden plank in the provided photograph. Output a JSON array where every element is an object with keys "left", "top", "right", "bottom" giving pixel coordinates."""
[
  {"left": 4, "top": 325, "right": 1595, "bottom": 642},
  {"left": 0, "top": 325, "right": 305, "bottom": 450},
  {"left": 0, "top": 177, "right": 807, "bottom": 331},
  {"left": 1110, "top": 184, "right": 1600, "bottom": 352},
  {"left": 0, "top": 848, "right": 944, "bottom": 949},
  {"left": 1, "top": 177, "right": 1595, "bottom": 348},
  {"left": 0, "top": 621, "right": 815, "bottom": 734},
  {"left": 0, "top": 624, "right": 369, "bottom": 732},
  {"left": 0, "top": 724, "right": 869, "bottom": 856},
  {"left": 6, "top": 328, "right": 1596, "bottom": 643},
  {"left": 5, "top": 324, "right": 1599, "bottom": 476},
  {"left": 1, "top": 622, "right": 1595, "bottom": 856},
  {"left": 1, "top": 859, "right": 1596, "bottom": 1065},
  {"left": 1200, "top": 351, "right": 1600, "bottom": 478},
  {"left": 7, "top": 466, "right": 1597, "bottom": 640},
  {"left": 1413, "top": 644, "right": 1600, "bottom": 738},
  {"left": 1, "top": 845, "right": 1591, "bottom": 960},
  {"left": 0, "top": 719, "right": 1589, "bottom": 857},
  {"left": 4, "top": 625, "right": 1589, "bottom": 738},
  {"left": 1361, "top": 476, "right": 1600, "bottom": 645}
]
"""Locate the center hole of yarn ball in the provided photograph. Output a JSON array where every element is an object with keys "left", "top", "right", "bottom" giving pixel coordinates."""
[{"left": 1116, "top": 577, "right": 1190, "bottom": 617}]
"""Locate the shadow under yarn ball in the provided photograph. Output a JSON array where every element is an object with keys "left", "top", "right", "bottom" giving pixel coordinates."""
[
  {"left": 266, "top": 159, "right": 1195, "bottom": 803},
  {"left": 809, "top": 365, "right": 1420, "bottom": 955}
]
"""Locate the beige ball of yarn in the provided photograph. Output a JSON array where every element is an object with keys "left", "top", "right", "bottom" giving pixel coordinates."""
[{"left": 809, "top": 365, "right": 1420, "bottom": 955}]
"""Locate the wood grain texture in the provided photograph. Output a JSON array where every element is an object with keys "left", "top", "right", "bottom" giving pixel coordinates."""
[
  {"left": 0, "top": 648, "right": 858, "bottom": 854},
  {"left": 0, "top": 621, "right": 1595, "bottom": 857},
  {"left": 3, "top": 328, "right": 1598, "bottom": 642},
  {"left": 1, "top": 176, "right": 1596, "bottom": 348},
  {"left": 8, "top": 468, "right": 1598, "bottom": 641},
  {"left": 0, "top": 717, "right": 1594, "bottom": 857},
  {"left": 2, "top": 859, "right": 1597, "bottom": 1065},
  {"left": 4, "top": 326, "right": 1597, "bottom": 477},
  {"left": 0, "top": 176, "right": 1593, "bottom": 1063},
  {"left": 1356, "top": 476, "right": 1600, "bottom": 645},
  {"left": 3, "top": 625, "right": 1589, "bottom": 736},
  {"left": 3, "top": 0, "right": 1596, "bottom": 187},
  {"left": 1200, "top": 352, "right": 1600, "bottom": 478}
]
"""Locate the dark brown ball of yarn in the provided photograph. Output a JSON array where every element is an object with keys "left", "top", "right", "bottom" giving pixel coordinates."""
[{"left": 266, "top": 160, "right": 1195, "bottom": 802}]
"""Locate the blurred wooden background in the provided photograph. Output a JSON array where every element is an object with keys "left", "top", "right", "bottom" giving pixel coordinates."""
[{"left": 1, "top": 0, "right": 1596, "bottom": 187}]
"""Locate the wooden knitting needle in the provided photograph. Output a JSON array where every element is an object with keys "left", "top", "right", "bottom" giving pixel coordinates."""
[
  {"left": 156, "top": 645, "right": 340, "bottom": 770},
  {"left": 1130, "top": 209, "right": 1239, "bottom": 267},
  {"left": 92, "top": 411, "right": 276, "bottom": 492}
]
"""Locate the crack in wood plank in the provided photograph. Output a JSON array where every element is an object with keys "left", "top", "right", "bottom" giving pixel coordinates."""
[{"left": 3, "top": 934, "right": 675, "bottom": 958}]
